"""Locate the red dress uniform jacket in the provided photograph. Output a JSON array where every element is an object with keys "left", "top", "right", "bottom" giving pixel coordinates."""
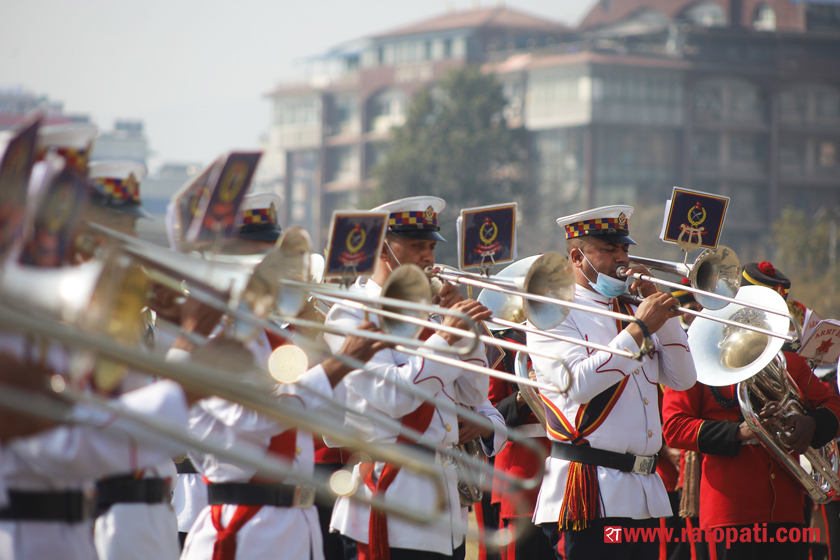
[
  {"left": 489, "top": 374, "right": 549, "bottom": 520},
  {"left": 662, "top": 351, "right": 840, "bottom": 528}
]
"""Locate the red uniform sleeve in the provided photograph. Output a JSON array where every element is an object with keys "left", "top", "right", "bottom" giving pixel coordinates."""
[
  {"left": 786, "top": 351, "right": 840, "bottom": 447},
  {"left": 662, "top": 384, "right": 705, "bottom": 453}
]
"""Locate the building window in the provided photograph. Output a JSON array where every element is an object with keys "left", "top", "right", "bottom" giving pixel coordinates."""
[
  {"left": 693, "top": 133, "right": 719, "bottom": 160},
  {"left": 730, "top": 85, "right": 764, "bottom": 121},
  {"left": 820, "top": 141, "right": 838, "bottom": 168},
  {"left": 694, "top": 85, "right": 723, "bottom": 120},
  {"left": 682, "top": 2, "right": 727, "bottom": 27},
  {"left": 730, "top": 134, "right": 766, "bottom": 163},
  {"left": 275, "top": 99, "right": 319, "bottom": 127},
  {"left": 367, "top": 88, "right": 408, "bottom": 133},
  {"left": 817, "top": 91, "right": 840, "bottom": 119},
  {"left": 780, "top": 90, "right": 809, "bottom": 123},
  {"left": 443, "top": 39, "right": 452, "bottom": 58},
  {"left": 753, "top": 4, "right": 777, "bottom": 31}
]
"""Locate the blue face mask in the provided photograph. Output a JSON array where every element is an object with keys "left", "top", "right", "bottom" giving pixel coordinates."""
[{"left": 580, "top": 251, "right": 631, "bottom": 299}]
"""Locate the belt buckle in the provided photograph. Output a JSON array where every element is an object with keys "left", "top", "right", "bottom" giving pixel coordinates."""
[
  {"left": 293, "top": 485, "right": 316, "bottom": 508},
  {"left": 631, "top": 454, "right": 656, "bottom": 475}
]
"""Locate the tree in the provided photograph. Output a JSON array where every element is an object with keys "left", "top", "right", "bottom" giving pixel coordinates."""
[
  {"left": 771, "top": 206, "right": 840, "bottom": 318},
  {"left": 368, "top": 65, "right": 530, "bottom": 263}
]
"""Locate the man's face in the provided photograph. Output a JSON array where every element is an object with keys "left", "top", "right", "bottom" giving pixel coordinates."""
[
  {"left": 386, "top": 236, "right": 437, "bottom": 270},
  {"left": 570, "top": 237, "right": 631, "bottom": 281}
]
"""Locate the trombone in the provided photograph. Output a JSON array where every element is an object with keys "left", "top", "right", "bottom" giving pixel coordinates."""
[
  {"left": 427, "top": 252, "right": 656, "bottom": 357},
  {"left": 286, "top": 265, "right": 569, "bottom": 394},
  {"left": 620, "top": 246, "right": 799, "bottom": 332},
  {"left": 616, "top": 246, "right": 801, "bottom": 344},
  {"left": 0, "top": 303, "right": 448, "bottom": 524},
  {"left": 0, "top": 379, "right": 440, "bottom": 523},
  {"left": 68, "top": 226, "right": 550, "bottom": 492}
]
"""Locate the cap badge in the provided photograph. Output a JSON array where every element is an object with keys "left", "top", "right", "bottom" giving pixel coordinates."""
[
  {"left": 424, "top": 205, "right": 435, "bottom": 225},
  {"left": 618, "top": 212, "right": 627, "bottom": 228}
]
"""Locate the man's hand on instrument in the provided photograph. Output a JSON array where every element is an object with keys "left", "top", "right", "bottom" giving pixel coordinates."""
[
  {"left": 322, "top": 320, "right": 392, "bottom": 387},
  {"left": 622, "top": 264, "right": 659, "bottom": 298},
  {"left": 457, "top": 414, "right": 494, "bottom": 445},
  {"left": 438, "top": 299, "right": 492, "bottom": 346},
  {"left": 631, "top": 291, "right": 681, "bottom": 335},
  {"left": 780, "top": 413, "right": 816, "bottom": 455},
  {"left": 339, "top": 320, "right": 392, "bottom": 363},
  {"left": 171, "top": 296, "right": 228, "bottom": 353},
  {"left": 434, "top": 279, "right": 464, "bottom": 308}
]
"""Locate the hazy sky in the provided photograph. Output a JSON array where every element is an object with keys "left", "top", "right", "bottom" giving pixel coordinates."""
[{"left": 1, "top": 0, "right": 597, "bottom": 170}]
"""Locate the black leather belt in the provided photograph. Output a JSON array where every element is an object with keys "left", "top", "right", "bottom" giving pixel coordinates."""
[
  {"left": 0, "top": 490, "right": 92, "bottom": 522},
  {"left": 208, "top": 482, "right": 315, "bottom": 509},
  {"left": 551, "top": 442, "right": 658, "bottom": 475},
  {"left": 175, "top": 458, "right": 199, "bottom": 474},
  {"left": 95, "top": 476, "right": 169, "bottom": 514}
]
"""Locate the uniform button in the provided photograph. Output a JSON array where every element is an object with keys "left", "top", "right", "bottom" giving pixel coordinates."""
[
  {"left": 295, "top": 446, "right": 302, "bottom": 456},
  {"left": 648, "top": 430, "right": 653, "bottom": 438},
  {"left": 633, "top": 369, "right": 640, "bottom": 374},
  {"left": 644, "top": 398, "right": 649, "bottom": 405},
  {"left": 770, "top": 473, "right": 776, "bottom": 480},
  {"left": 446, "top": 424, "right": 452, "bottom": 432}
]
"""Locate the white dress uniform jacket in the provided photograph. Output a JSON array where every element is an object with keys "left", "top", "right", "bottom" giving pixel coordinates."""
[
  {"left": 0, "top": 380, "right": 189, "bottom": 560},
  {"left": 528, "top": 285, "right": 696, "bottom": 525},
  {"left": 174, "top": 332, "right": 340, "bottom": 560},
  {"left": 323, "top": 278, "right": 490, "bottom": 555},
  {"left": 93, "top": 460, "right": 180, "bottom": 560}
]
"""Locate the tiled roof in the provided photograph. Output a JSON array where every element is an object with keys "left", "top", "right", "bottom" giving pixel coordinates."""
[{"left": 373, "top": 6, "right": 567, "bottom": 39}]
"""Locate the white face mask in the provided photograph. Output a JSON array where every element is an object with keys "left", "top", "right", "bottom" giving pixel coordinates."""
[{"left": 579, "top": 250, "right": 631, "bottom": 299}]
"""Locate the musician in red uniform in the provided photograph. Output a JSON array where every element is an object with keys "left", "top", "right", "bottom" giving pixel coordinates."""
[
  {"left": 486, "top": 337, "right": 555, "bottom": 560},
  {"left": 662, "top": 262, "right": 840, "bottom": 560}
]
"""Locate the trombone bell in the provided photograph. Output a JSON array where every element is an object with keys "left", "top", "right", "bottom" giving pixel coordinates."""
[
  {"left": 380, "top": 264, "right": 432, "bottom": 339},
  {"left": 522, "top": 253, "right": 576, "bottom": 330}
]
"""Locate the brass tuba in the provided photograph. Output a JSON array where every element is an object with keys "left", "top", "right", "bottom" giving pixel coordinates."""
[{"left": 689, "top": 286, "right": 840, "bottom": 504}]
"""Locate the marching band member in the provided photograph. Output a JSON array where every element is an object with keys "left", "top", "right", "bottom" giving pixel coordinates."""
[
  {"left": 452, "top": 399, "right": 507, "bottom": 560},
  {"left": 170, "top": 192, "right": 283, "bottom": 549},
  {"left": 67, "top": 159, "right": 185, "bottom": 560},
  {"left": 663, "top": 262, "right": 840, "bottom": 560},
  {"left": 323, "top": 196, "right": 492, "bottom": 559},
  {"left": 487, "top": 350, "right": 555, "bottom": 560},
  {"left": 0, "top": 335, "right": 191, "bottom": 560},
  {"left": 173, "top": 299, "right": 390, "bottom": 560},
  {"left": 528, "top": 205, "right": 696, "bottom": 559}
]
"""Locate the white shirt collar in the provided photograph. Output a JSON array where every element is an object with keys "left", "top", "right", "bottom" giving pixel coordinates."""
[{"left": 575, "top": 283, "right": 613, "bottom": 306}]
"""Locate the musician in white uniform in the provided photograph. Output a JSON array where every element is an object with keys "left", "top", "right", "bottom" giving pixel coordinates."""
[
  {"left": 169, "top": 192, "right": 284, "bottom": 549},
  {"left": 172, "top": 293, "right": 391, "bottom": 560},
  {"left": 0, "top": 334, "right": 190, "bottom": 560},
  {"left": 324, "top": 196, "right": 493, "bottom": 559},
  {"left": 527, "top": 205, "right": 696, "bottom": 560}
]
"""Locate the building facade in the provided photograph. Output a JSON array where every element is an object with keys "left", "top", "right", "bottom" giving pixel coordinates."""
[{"left": 261, "top": 1, "right": 840, "bottom": 259}]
